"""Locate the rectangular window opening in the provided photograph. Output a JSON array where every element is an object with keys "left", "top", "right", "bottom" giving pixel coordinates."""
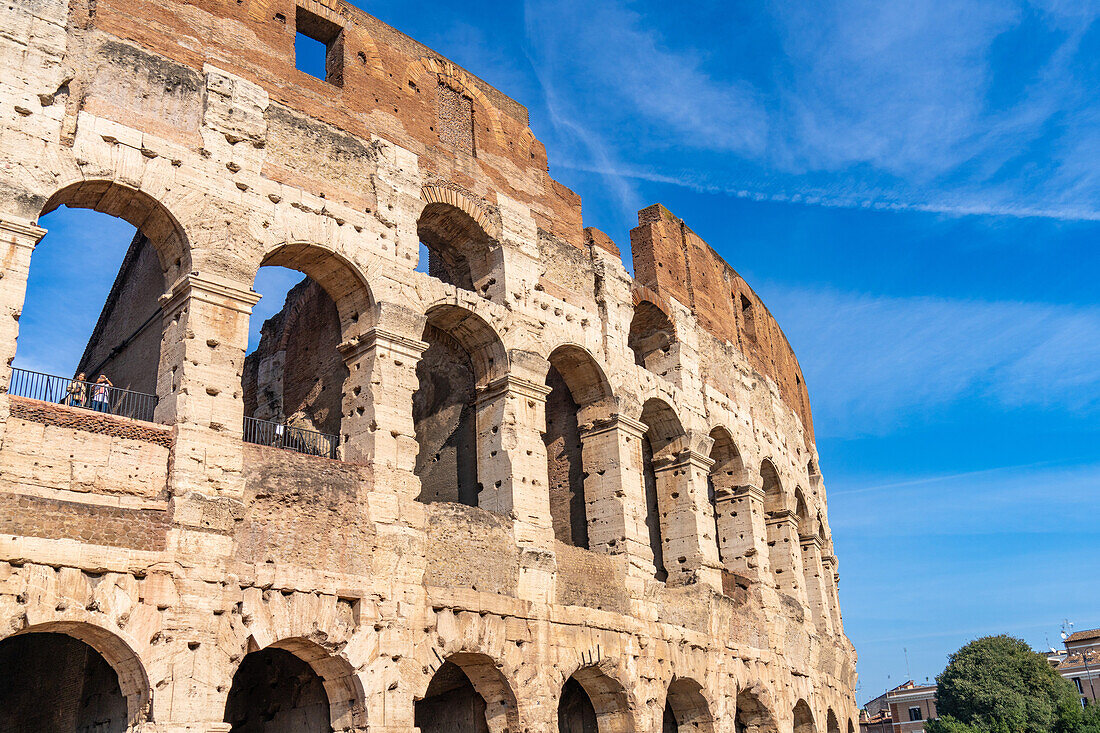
[
  {"left": 295, "top": 6, "right": 344, "bottom": 87},
  {"left": 908, "top": 707, "right": 923, "bottom": 722},
  {"left": 740, "top": 293, "right": 757, "bottom": 342}
]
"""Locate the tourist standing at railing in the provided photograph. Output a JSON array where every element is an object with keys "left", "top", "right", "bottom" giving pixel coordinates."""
[
  {"left": 91, "top": 374, "right": 113, "bottom": 413},
  {"left": 66, "top": 372, "right": 87, "bottom": 407}
]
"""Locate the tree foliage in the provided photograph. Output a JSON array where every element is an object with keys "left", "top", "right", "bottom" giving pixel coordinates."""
[{"left": 927, "top": 635, "right": 1085, "bottom": 733}]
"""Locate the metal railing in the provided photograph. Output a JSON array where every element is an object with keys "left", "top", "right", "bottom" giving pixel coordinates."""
[
  {"left": 7, "top": 367, "right": 158, "bottom": 422},
  {"left": 243, "top": 415, "right": 339, "bottom": 460}
]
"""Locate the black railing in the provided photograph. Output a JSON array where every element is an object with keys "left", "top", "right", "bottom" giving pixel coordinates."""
[
  {"left": 7, "top": 368, "right": 158, "bottom": 422},
  {"left": 243, "top": 416, "right": 339, "bottom": 460}
]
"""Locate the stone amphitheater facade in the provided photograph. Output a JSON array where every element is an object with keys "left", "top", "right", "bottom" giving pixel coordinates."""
[{"left": 0, "top": 0, "right": 858, "bottom": 731}]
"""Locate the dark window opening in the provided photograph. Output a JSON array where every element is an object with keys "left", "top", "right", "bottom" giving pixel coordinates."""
[
  {"left": 642, "top": 434, "right": 668, "bottom": 582},
  {"left": 558, "top": 678, "right": 598, "bottom": 733},
  {"left": 740, "top": 294, "right": 756, "bottom": 342},
  {"left": 414, "top": 324, "right": 479, "bottom": 506},
  {"left": 415, "top": 661, "right": 490, "bottom": 733},
  {"left": 295, "top": 6, "right": 344, "bottom": 86},
  {"left": 225, "top": 647, "right": 330, "bottom": 732},
  {"left": 0, "top": 632, "right": 129, "bottom": 733},
  {"left": 545, "top": 364, "right": 589, "bottom": 548},
  {"left": 909, "top": 707, "right": 923, "bottom": 722}
]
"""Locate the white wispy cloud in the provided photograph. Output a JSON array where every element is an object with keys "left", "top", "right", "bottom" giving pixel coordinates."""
[
  {"left": 761, "top": 286, "right": 1100, "bottom": 436},
  {"left": 521, "top": 0, "right": 1100, "bottom": 223}
]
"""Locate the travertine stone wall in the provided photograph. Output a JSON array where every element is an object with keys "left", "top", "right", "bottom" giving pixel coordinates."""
[{"left": 0, "top": 0, "right": 858, "bottom": 731}]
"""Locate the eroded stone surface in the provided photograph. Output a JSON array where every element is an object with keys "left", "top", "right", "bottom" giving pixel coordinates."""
[{"left": 0, "top": 0, "right": 857, "bottom": 731}]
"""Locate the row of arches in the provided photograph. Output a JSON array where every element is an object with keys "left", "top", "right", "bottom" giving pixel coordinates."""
[
  {"left": 0, "top": 623, "right": 853, "bottom": 733},
  {"left": 6, "top": 180, "right": 837, "bottom": 609}
]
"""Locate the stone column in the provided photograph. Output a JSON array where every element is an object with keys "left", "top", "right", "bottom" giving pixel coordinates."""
[
  {"left": 475, "top": 374, "right": 554, "bottom": 541},
  {"left": 800, "top": 534, "right": 834, "bottom": 635},
  {"left": 714, "top": 484, "right": 771, "bottom": 582},
  {"left": 765, "top": 510, "right": 807, "bottom": 603},
  {"left": 475, "top": 373, "right": 556, "bottom": 603},
  {"left": 652, "top": 450, "right": 723, "bottom": 589},
  {"left": 823, "top": 554, "right": 844, "bottom": 633},
  {"left": 337, "top": 325, "right": 427, "bottom": 488},
  {"left": 157, "top": 274, "right": 258, "bottom": 558},
  {"left": 579, "top": 414, "right": 656, "bottom": 585},
  {"left": 0, "top": 217, "right": 47, "bottom": 393}
]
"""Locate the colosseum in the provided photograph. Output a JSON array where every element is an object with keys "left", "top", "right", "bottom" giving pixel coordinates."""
[{"left": 0, "top": 0, "right": 858, "bottom": 730}]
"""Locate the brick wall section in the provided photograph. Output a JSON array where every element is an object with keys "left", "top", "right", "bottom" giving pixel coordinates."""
[
  {"left": 0, "top": 493, "right": 170, "bottom": 550},
  {"left": 8, "top": 396, "right": 173, "bottom": 448},
  {"left": 78, "top": 0, "right": 585, "bottom": 247},
  {"left": 631, "top": 204, "right": 815, "bottom": 445}
]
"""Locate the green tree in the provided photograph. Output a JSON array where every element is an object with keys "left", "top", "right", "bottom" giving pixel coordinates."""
[{"left": 926, "top": 635, "right": 1081, "bottom": 733}]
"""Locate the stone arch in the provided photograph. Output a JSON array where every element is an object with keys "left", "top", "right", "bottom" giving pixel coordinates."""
[
  {"left": 224, "top": 636, "right": 364, "bottom": 732},
  {"left": 793, "top": 699, "right": 816, "bottom": 733},
  {"left": 794, "top": 487, "right": 810, "bottom": 535},
  {"left": 827, "top": 709, "right": 841, "bottom": 733},
  {"left": 418, "top": 188, "right": 502, "bottom": 296},
  {"left": 258, "top": 241, "right": 375, "bottom": 338},
  {"left": 639, "top": 397, "right": 688, "bottom": 581},
  {"left": 760, "top": 459, "right": 785, "bottom": 514},
  {"left": 817, "top": 511, "right": 828, "bottom": 542},
  {"left": 41, "top": 179, "right": 191, "bottom": 287},
  {"left": 629, "top": 287, "right": 677, "bottom": 373},
  {"left": 735, "top": 687, "right": 778, "bottom": 733},
  {"left": 424, "top": 303, "right": 508, "bottom": 387},
  {"left": 10, "top": 180, "right": 194, "bottom": 409},
  {"left": 414, "top": 302, "right": 509, "bottom": 506},
  {"left": 847, "top": 717, "right": 855, "bottom": 733},
  {"left": 407, "top": 58, "right": 509, "bottom": 148},
  {"left": 545, "top": 344, "right": 616, "bottom": 549},
  {"left": 0, "top": 620, "right": 152, "bottom": 728},
  {"left": 663, "top": 677, "right": 714, "bottom": 732},
  {"left": 707, "top": 426, "right": 745, "bottom": 564},
  {"left": 559, "top": 664, "right": 635, "bottom": 733},
  {"left": 414, "top": 652, "right": 520, "bottom": 733},
  {"left": 243, "top": 242, "right": 376, "bottom": 455}
]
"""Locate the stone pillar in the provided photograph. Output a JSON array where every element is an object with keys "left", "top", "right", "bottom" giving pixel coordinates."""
[
  {"left": 156, "top": 274, "right": 258, "bottom": 558},
  {"left": 475, "top": 374, "right": 554, "bottom": 544},
  {"left": 475, "top": 373, "right": 556, "bottom": 603},
  {"left": 765, "top": 510, "right": 807, "bottom": 603},
  {"left": 337, "top": 325, "right": 427, "bottom": 490},
  {"left": 579, "top": 414, "right": 656, "bottom": 584},
  {"left": 800, "top": 535, "right": 834, "bottom": 635},
  {"left": 823, "top": 554, "right": 844, "bottom": 633},
  {"left": 653, "top": 450, "right": 722, "bottom": 589},
  {"left": 715, "top": 484, "right": 770, "bottom": 582},
  {"left": 0, "top": 217, "right": 46, "bottom": 393}
]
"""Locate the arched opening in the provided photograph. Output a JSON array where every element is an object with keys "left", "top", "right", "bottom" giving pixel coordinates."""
[
  {"left": 241, "top": 244, "right": 372, "bottom": 460},
  {"left": 827, "top": 710, "right": 841, "bottom": 733},
  {"left": 847, "top": 718, "right": 855, "bottom": 733},
  {"left": 794, "top": 699, "right": 815, "bottom": 733},
  {"left": 545, "top": 345, "right": 615, "bottom": 549},
  {"left": 794, "top": 488, "right": 810, "bottom": 537},
  {"left": 224, "top": 638, "right": 361, "bottom": 733},
  {"left": 415, "top": 654, "right": 519, "bottom": 733},
  {"left": 0, "top": 627, "right": 149, "bottom": 731},
  {"left": 663, "top": 677, "right": 714, "bottom": 732},
  {"left": 735, "top": 689, "right": 777, "bottom": 733},
  {"left": 640, "top": 398, "right": 687, "bottom": 582},
  {"left": 628, "top": 300, "right": 675, "bottom": 374},
  {"left": 761, "top": 460, "right": 784, "bottom": 515},
  {"left": 708, "top": 427, "right": 744, "bottom": 565},
  {"left": 414, "top": 304, "right": 507, "bottom": 506},
  {"left": 8, "top": 182, "right": 190, "bottom": 423},
  {"left": 558, "top": 666, "right": 633, "bottom": 733},
  {"left": 417, "top": 199, "right": 501, "bottom": 297}
]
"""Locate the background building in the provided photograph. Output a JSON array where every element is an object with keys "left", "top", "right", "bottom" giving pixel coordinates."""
[
  {"left": 1056, "top": 628, "right": 1100, "bottom": 708},
  {"left": 861, "top": 681, "right": 937, "bottom": 733}
]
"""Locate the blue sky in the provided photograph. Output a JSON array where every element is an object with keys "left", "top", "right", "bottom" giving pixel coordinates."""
[{"left": 14, "top": 0, "right": 1100, "bottom": 704}]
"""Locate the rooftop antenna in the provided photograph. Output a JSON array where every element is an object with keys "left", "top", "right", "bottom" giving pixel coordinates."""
[{"left": 904, "top": 647, "right": 911, "bottom": 680}]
